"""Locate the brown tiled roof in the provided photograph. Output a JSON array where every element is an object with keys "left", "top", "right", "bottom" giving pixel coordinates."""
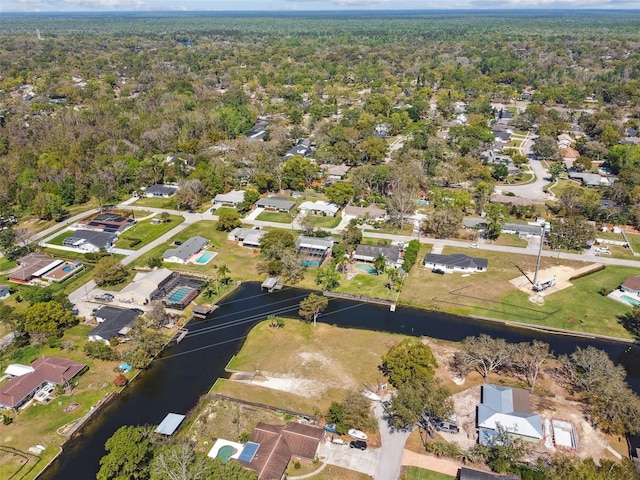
[
  {"left": 511, "top": 387, "right": 532, "bottom": 414},
  {"left": 622, "top": 276, "right": 640, "bottom": 292},
  {"left": 240, "top": 422, "right": 324, "bottom": 480},
  {"left": 0, "top": 356, "right": 86, "bottom": 408}
]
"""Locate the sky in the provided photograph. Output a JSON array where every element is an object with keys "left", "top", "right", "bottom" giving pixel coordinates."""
[{"left": 2, "top": 0, "right": 640, "bottom": 13}]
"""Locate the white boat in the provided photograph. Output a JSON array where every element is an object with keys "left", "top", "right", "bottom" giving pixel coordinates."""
[
  {"left": 362, "top": 390, "right": 381, "bottom": 401},
  {"left": 348, "top": 429, "right": 368, "bottom": 441}
]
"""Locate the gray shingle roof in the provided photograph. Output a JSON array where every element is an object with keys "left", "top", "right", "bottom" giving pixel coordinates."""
[
  {"left": 63, "top": 230, "right": 117, "bottom": 249},
  {"left": 145, "top": 184, "right": 177, "bottom": 196},
  {"left": 423, "top": 253, "right": 488, "bottom": 269},
  {"left": 354, "top": 244, "right": 401, "bottom": 263},
  {"left": 255, "top": 197, "right": 296, "bottom": 211},
  {"left": 91, "top": 307, "right": 139, "bottom": 341},
  {"left": 162, "top": 236, "right": 208, "bottom": 262}
]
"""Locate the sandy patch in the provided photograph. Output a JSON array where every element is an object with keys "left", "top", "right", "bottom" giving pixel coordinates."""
[
  {"left": 509, "top": 263, "right": 602, "bottom": 297},
  {"left": 250, "top": 375, "right": 325, "bottom": 398}
]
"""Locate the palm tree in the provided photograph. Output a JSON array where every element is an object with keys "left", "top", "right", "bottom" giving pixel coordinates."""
[
  {"left": 217, "top": 264, "right": 230, "bottom": 286},
  {"left": 373, "top": 254, "right": 387, "bottom": 275}
]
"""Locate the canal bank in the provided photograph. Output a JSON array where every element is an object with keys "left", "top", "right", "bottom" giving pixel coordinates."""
[{"left": 39, "top": 282, "right": 640, "bottom": 479}]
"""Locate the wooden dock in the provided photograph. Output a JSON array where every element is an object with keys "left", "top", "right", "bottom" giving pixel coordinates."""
[
  {"left": 192, "top": 305, "right": 216, "bottom": 319},
  {"left": 323, "top": 291, "right": 396, "bottom": 310}
]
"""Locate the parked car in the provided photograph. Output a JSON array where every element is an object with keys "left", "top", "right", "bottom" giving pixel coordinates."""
[
  {"left": 435, "top": 421, "right": 460, "bottom": 434},
  {"left": 469, "top": 243, "right": 479, "bottom": 248},
  {"left": 349, "top": 440, "right": 367, "bottom": 450},
  {"left": 432, "top": 268, "right": 445, "bottom": 275}
]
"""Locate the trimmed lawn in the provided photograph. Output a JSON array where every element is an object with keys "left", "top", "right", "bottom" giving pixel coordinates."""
[
  {"left": 0, "top": 256, "right": 16, "bottom": 272},
  {"left": 486, "top": 234, "right": 528, "bottom": 248},
  {"left": 47, "top": 230, "right": 74, "bottom": 246},
  {"left": 626, "top": 232, "right": 640, "bottom": 253},
  {"left": 400, "top": 246, "right": 633, "bottom": 338},
  {"left": 256, "top": 211, "right": 293, "bottom": 223},
  {"left": 311, "top": 215, "right": 341, "bottom": 229},
  {"left": 132, "top": 221, "right": 265, "bottom": 282},
  {"left": 117, "top": 214, "right": 183, "bottom": 250},
  {"left": 405, "top": 466, "right": 455, "bottom": 480},
  {"left": 134, "top": 196, "right": 178, "bottom": 210},
  {"left": 214, "top": 206, "right": 240, "bottom": 217},
  {"left": 548, "top": 178, "right": 587, "bottom": 198},
  {"left": 334, "top": 271, "right": 397, "bottom": 301},
  {"left": 221, "top": 319, "right": 407, "bottom": 413}
]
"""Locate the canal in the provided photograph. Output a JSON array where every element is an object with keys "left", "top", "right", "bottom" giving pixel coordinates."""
[{"left": 41, "top": 282, "right": 640, "bottom": 479}]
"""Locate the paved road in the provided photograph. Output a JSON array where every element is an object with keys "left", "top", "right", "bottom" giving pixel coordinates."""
[
  {"left": 500, "top": 134, "right": 551, "bottom": 201},
  {"left": 373, "top": 397, "right": 412, "bottom": 480}
]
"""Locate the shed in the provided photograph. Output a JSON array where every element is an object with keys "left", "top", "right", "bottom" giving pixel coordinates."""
[
  {"left": 155, "top": 413, "right": 186, "bottom": 436},
  {"left": 261, "top": 277, "right": 283, "bottom": 292}
]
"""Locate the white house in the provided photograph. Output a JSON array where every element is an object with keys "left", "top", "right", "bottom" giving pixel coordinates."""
[
  {"left": 145, "top": 184, "right": 178, "bottom": 198},
  {"left": 62, "top": 230, "right": 117, "bottom": 252},
  {"left": 423, "top": 253, "right": 488, "bottom": 273},
  {"left": 212, "top": 190, "right": 246, "bottom": 207},
  {"left": 298, "top": 201, "right": 340, "bottom": 217},
  {"left": 162, "top": 236, "right": 208, "bottom": 264},
  {"left": 227, "top": 228, "right": 266, "bottom": 248}
]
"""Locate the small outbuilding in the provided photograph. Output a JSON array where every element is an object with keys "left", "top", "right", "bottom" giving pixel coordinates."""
[{"left": 155, "top": 413, "right": 186, "bottom": 436}]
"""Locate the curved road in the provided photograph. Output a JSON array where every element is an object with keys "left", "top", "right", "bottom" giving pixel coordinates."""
[{"left": 499, "top": 134, "right": 551, "bottom": 201}]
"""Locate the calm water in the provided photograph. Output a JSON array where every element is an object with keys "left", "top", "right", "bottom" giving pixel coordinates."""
[{"left": 41, "top": 283, "right": 640, "bottom": 479}]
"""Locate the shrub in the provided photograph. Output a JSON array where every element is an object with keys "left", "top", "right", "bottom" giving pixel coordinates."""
[
  {"left": 113, "top": 374, "right": 128, "bottom": 387},
  {"left": 293, "top": 461, "right": 301, "bottom": 470},
  {"left": 127, "top": 237, "right": 142, "bottom": 247},
  {"left": 83, "top": 341, "right": 117, "bottom": 361}
]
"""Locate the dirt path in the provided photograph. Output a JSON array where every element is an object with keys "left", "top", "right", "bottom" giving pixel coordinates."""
[{"left": 401, "top": 449, "right": 461, "bottom": 476}]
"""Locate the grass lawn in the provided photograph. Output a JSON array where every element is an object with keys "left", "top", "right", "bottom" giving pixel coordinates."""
[
  {"left": 0, "top": 324, "right": 126, "bottom": 480},
  {"left": 47, "top": 230, "right": 74, "bottom": 246},
  {"left": 132, "top": 221, "right": 265, "bottom": 282},
  {"left": 548, "top": 178, "right": 587, "bottom": 198},
  {"left": 333, "top": 271, "right": 397, "bottom": 301},
  {"left": 504, "top": 172, "right": 535, "bottom": 185},
  {"left": 0, "top": 256, "right": 16, "bottom": 272},
  {"left": 486, "top": 234, "right": 528, "bottom": 248},
  {"left": 625, "top": 232, "right": 640, "bottom": 253},
  {"left": 400, "top": 246, "right": 634, "bottom": 338},
  {"left": 116, "top": 214, "right": 183, "bottom": 250},
  {"left": 365, "top": 223, "right": 415, "bottom": 236},
  {"left": 286, "top": 460, "right": 370, "bottom": 480},
  {"left": 221, "top": 319, "right": 407, "bottom": 413},
  {"left": 134, "top": 196, "right": 178, "bottom": 210},
  {"left": 405, "top": 466, "right": 455, "bottom": 480},
  {"left": 256, "top": 211, "right": 293, "bottom": 223},
  {"left": 214, "top": 207, "right": 240, "bottom": 217},
  {"left": 17, "top": 199, "right": 100, "bottom": 235},
  {"left": 311, "top": 215, "right": 341, "bottom": 229}
]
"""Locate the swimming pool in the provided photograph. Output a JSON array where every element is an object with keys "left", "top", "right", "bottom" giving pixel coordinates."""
[
  {"left": 621, "top": 294, "right": 640, "bottom": 306},
  {"left": 195, "top": 251, "right": 215, "bottom": 264},
  {"left": 216, "top": 445, "right": 238, "bottom": 463},
  {"left": 63, "top": 266, "right": 73, "bottom": 272},
  {"left": 167, "top": 287, "right": 193, "bottom": 303},
  {"left": 355, "top": 263, "right": 377, "bottom": 274}
]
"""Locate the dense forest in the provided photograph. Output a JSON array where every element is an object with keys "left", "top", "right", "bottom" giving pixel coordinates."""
[{"left": 1, "top": 10, "right": 640, "bottom": 233}]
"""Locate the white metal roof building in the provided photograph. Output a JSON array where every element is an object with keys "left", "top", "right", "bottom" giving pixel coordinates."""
[
  {"left": 213, "top": 190, "right": 246, "bottom": 206},
  {"left": 298, "top": 201, "right": 340, "bottom": 217}
]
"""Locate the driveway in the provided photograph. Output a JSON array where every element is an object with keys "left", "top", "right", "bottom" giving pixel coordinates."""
[
  {"left": 373, "top": 396, "right": 412, "bottom": 480},
  {"left": 316, "top": 439, "right": 380, "bottom": 477},
  {"left": 500, "top": 135, "right": 551, "bottom": 201}
]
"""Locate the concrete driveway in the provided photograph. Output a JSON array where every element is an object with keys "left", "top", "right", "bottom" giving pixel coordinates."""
[
  {"left": 316, "top": 438, "right": 380, "bottom": 477},
  {"left": 373, "top": 396, "right": 412, "bottom": 480}
]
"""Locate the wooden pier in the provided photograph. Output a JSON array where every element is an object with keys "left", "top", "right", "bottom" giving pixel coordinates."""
[{"left": 323, "top": 291, "right": 396, "bottom": 310}]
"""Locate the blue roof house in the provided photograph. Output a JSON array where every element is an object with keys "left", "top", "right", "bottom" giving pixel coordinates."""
[{"left": 477, "top": 384, "right": 543, "bottom": 446}]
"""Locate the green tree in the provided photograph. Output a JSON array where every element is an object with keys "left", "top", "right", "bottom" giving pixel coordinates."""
[
  {"left": 97, "top": 426, "right": 154, "bottom": 480},
  {"left": 94, "top": 257, "right": 129, "bottom": 287},
  {"left": 24, "top": 301, "right": 76, "bottom": 339},
  {"left": 257, "top": 230, "right": 297, "bottom": 276},
  {"left": 548, "top": 162, "right": 565, "bottom": 181},
  {"left": 380, "top": 338, "right": 438, "bottom": 388},
  {"left": 341, "top": 220, "right": 362, "bottom": 253},
  {"left": 216, "top": 211, "right": 241, "bottom": 231},
  {"left": 315, "top": 266, "right": 340, "bottom": 291},
  {"left": 453, "top": 335, "right": 512, "bottom": 379},
  {"left": 532, "top": 136, "right": 559, "bottom": 160},
  {"left": 325, "top": 182, "right": 355, "bottom": 206},
  {"left": 422, "top": 207, "right": 463, "bottom": 239},
  {"left": 326, "top": 401, "right": 347, "bottom": 434},
  {"left": 282, "top": 156, "right": 320, "bottom": 190},
  {"left": 21, "top": 285, "right": 54, "bottom": 305},
  {"left": 390, "top": 377, "right": 453, "bottom": 429},
  {"left": 83, "top": 341, "right": 116, "bottom": 361},
  {"left": 485, "top": 204, "right": 506, "bottom": 240},
  {"left": 619, "top": 306, "right": 640, "bottom": 338},
  {"left": 298, "top": 293, "right": 329, "bottom": 326},
  {"left": 148, "top": 257, "right": 163, "bottom": 269},
  {"left": 402, "top": 240, "right": 420, "bottom": 272},
  {"left": 491, "top": 163, "right": 508, "bottom": 181},
  {"left": 373, "top": 254, "right": 387, "bottom": 275},
  {"left": 341, "top": 389, "right": 376, "bottom": 432}
]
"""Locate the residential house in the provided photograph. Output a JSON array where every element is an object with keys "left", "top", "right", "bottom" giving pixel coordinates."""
[
  {"left": 77, "top": 212, "right": 136, "bottom": 234},
  {"left": 296, "top": 236, "right": 335, "bottom": 266},
  {"left": 298, "top": 200, "right": 340, "bottom": 217},
  {"left": 162, "top": 236, "right": 208, "bottom": 264},
  {"left": 463, "top": 217, "right": 488, "bottom": 230},
  {"left": 423, "top": 253, "right": 488, "bottom": 273},
  {"left": 320, "top": 164, "right": 351, "bottom": 180},
  {"left": 145, "top": 184, "right": 178, "bottom": 198},
  {"left": 493, "top": 130, "right": 512, "bottom": 143},
  {"left": 246, "top": 120, "right": 268, "bottom": 140},
  {"left": 228, "top": 228, "right": 267, "bottom": 248},
  {"left": 353, "top": 244, "right": 402, "bottom": 268},
  {"left": 457, "top": 467, "right": 519, "bottom": 480},
  {"left": 502, "top": 222, "right": 544, "bottom": 238},
  {"left": 63, "top": 230, "right": 117, "bottom": 252},
  {"left": 344, "top": 205, "right": 387, "bottom": 221},
  {"left": 213, "top": 190, "right": 246, "bottom": 207},
  {"left": 620, "top": 277, "right": 640, "bottom": 296},
  {"left": 481, "top": 150, "right": 512, "bottom": 165},
  {"left": 489, "top": 194, "right": 537, "bottom": 207},
  {"left": 0, "top": 356, "right": 87, "bottom": 410},
  {"left": 478, "top": 384, "right": 543, "bottom": 445},
  {"left": 567, "top": 172, "right": 609, "bottom": 188},
  {"left": 238, "top": 422, "right": 324, "bottom": 480},
  {"left": 285, "top": 139, "right": 313, "bottom": 158},
  {"left": 495, "top": 109, "right": 514, "bottom": 126},
  {"left": 8, "top": 253, "right": 63, "bottom": 284},
  {"left": 557, "top": 133, "right": 573, "bottom": 149},
  {"left": 0, "top": 284, "right": 10, "bottom": 300},
  {"left": 118, "top": 268, "right": 175, "bottom": 305},
  {"left": 255, "top": 197, "right": 296, "bottom": 212},
  {"left": 89, "top": 306, "right": 139, "bottom": 344}
]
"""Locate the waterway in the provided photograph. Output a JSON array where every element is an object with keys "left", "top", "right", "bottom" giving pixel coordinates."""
[{"left": 41, "top": 282, "right": 640, "bottom": 479}]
